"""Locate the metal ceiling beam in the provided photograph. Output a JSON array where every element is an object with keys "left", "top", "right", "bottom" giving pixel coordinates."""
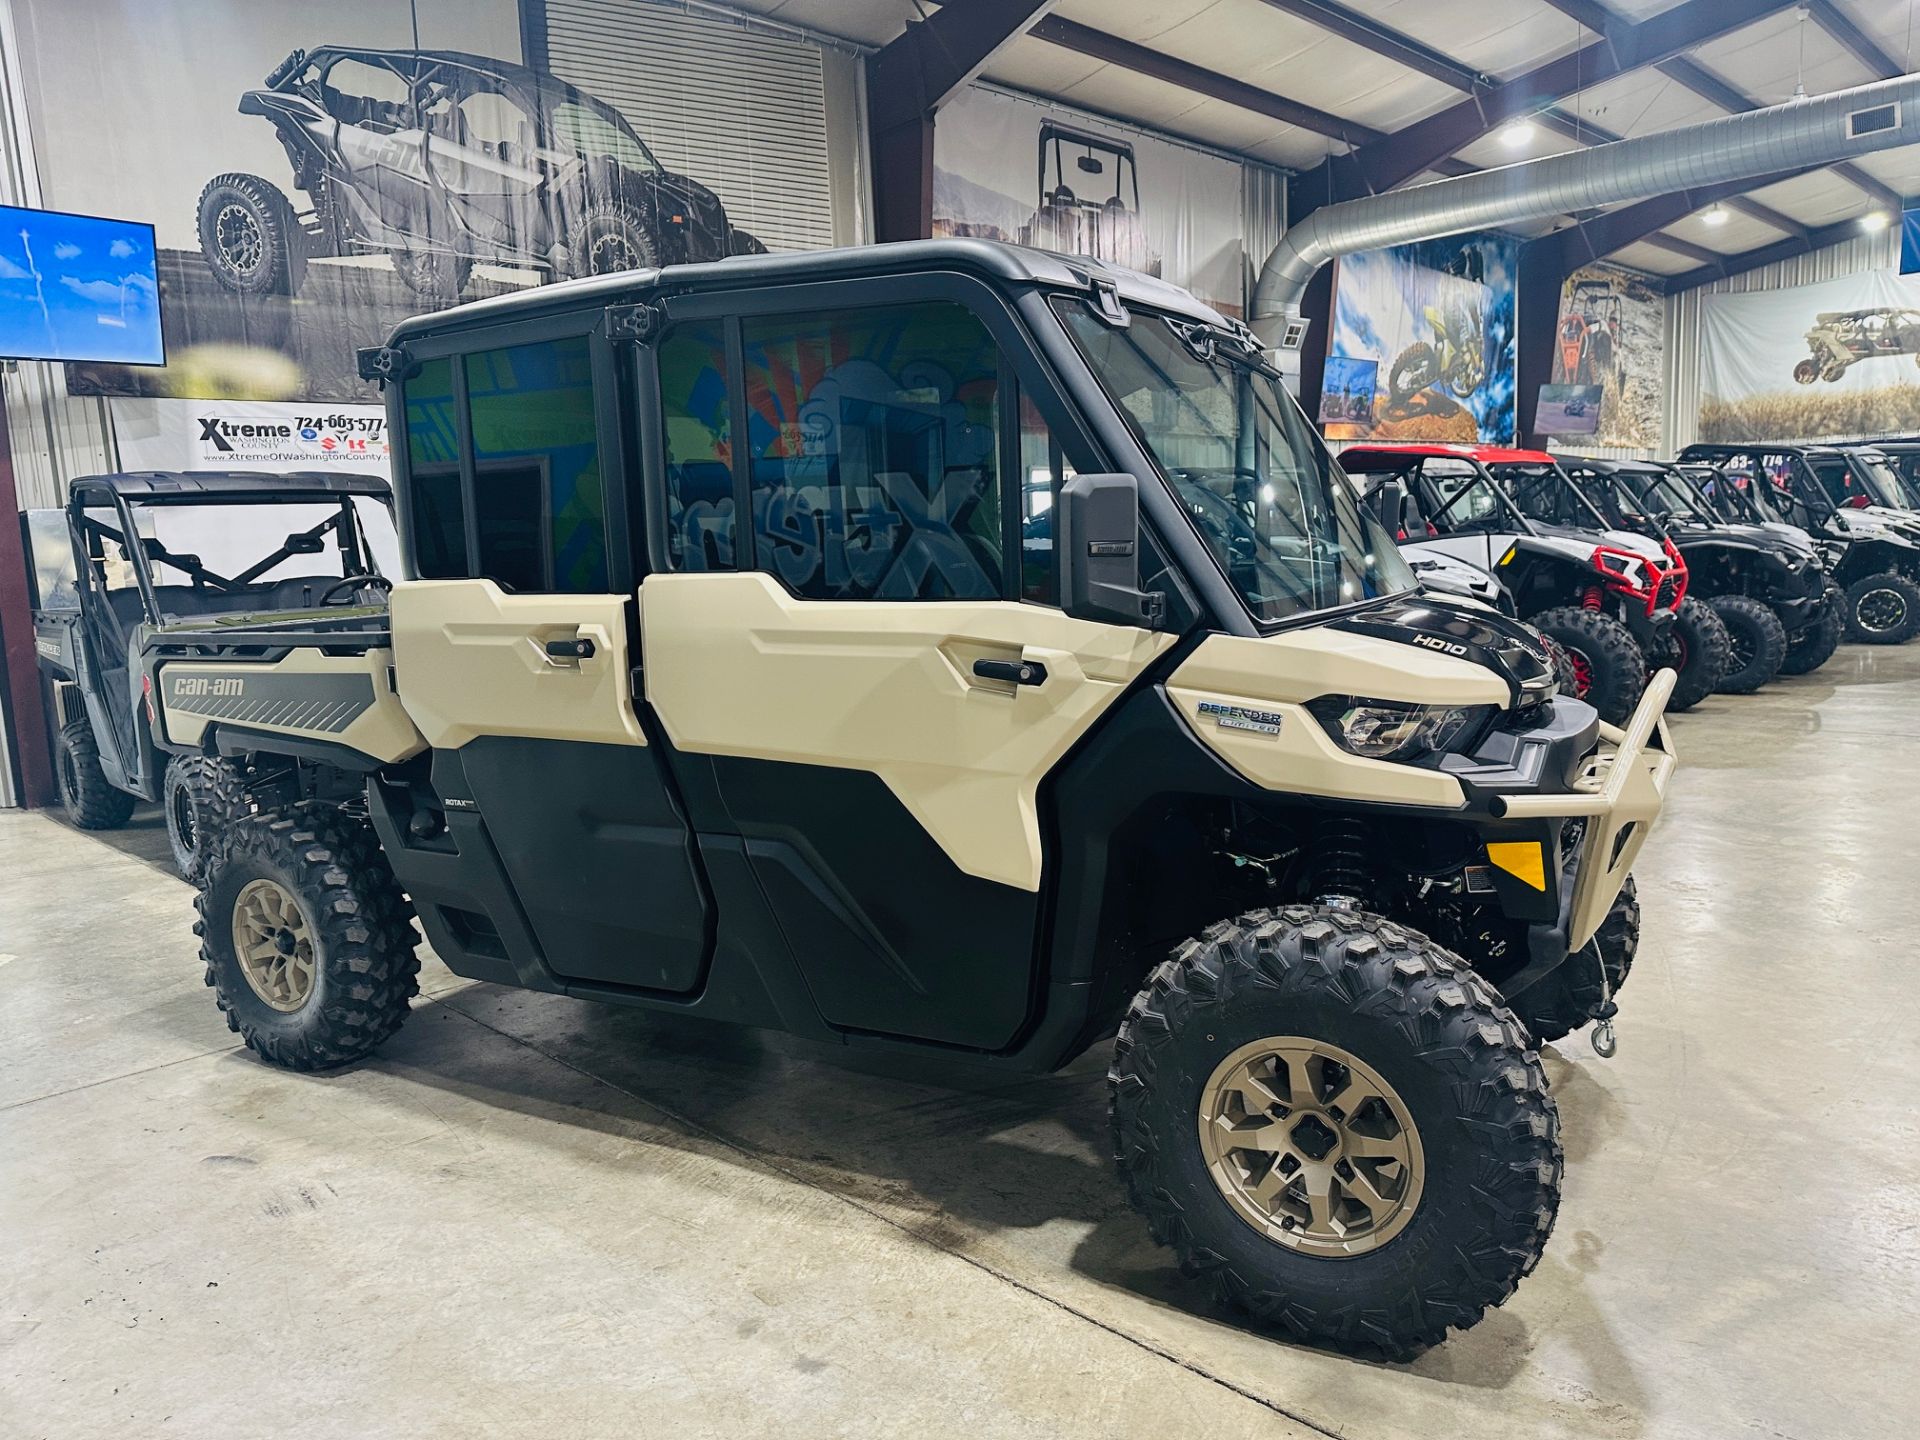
[
  {"left": 1667, "top": 212, "right": 1883, "bottom": 290},
  {"left": 1293, "top": 0, "right": 1794, "bottom": 203},
  {"left": 1806, "top": 0, "right": 1903, "bottom": 80},
  {"left": 1637, "top": 230, "right": 1728, "bottom": 265},
  {"left": 868, "top": 0, "right": 1060, "bottom": 241},
  {"left": 1545, "top": 167, "right": 1817, "bottom": 270}
]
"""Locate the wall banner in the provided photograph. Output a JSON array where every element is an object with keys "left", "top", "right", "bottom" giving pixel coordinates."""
[
  {"left": 1547, "top": 262, "right": 1665, "bottom": 450},
  {"left": 15, "top": 0, "right": 854, "bottom": 407},
  {"left": 1697, "top": 269, "right": 1920, "bottom": 441},
  {"left": 110, "top": 398, "right": 390, "bottom": 474},
  {"left": 1324, "top": 234, "right": 1518, "bottom": 444},
  {"left": 931, "top": 85, "right": 1247, "bottom": 316}
]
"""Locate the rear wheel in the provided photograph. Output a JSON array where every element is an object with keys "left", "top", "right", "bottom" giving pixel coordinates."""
[
  {"left": 1843, "top": 572, "right": 1920, "bottom": 644},
  {"left": 1663, "top": 597, "right": 1731, "bottom": 711},
  {"left": 1529, "top": 607, "right": 1647, "bottom": 723},
  {"left": 55, "top": 717, "right": 136, "bottom": 830},
  {"left": 1110, "top": 907, "right": 1560, "bottom": 1358},
  {"left": 1778, "top": 585, "right": 1844, "bottom": 675},
  {"left": 163, "top": 755, "right": 252, "bottom": 885},
  {"left": 1705, "top": 594, "right": 1787, "bottom": 693},
  {"left": 197, "top": 805, "right": 419, "bottom": 1071}
]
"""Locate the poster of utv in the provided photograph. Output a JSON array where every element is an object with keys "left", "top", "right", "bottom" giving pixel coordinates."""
[{"left": 198, "top": 47, "right": 763, "bottom": 305}]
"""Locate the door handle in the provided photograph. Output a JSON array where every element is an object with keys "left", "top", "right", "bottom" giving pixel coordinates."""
[
  {"left": 544, "top": 636, "right": 597, "bottom": 661},
  {"left": 972, "top": 657, "right": 1048, "bottom": 687}
]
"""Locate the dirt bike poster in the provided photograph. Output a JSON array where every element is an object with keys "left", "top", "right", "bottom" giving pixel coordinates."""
[
  {"left": 1697, "top": 268, "right": 1920, "bottom": 442},
  {"left": 1324, "top": 233, "right": 1517, "bottom": 444},
  {"left": 12, "top": 0, "right": 860, "bottom": 413},
  {"left": 1547, "top": 262, "right": 1664, "bottom": 450},
  {"left": 930, "top": 84, "right": 1248, "bottom": 317}
]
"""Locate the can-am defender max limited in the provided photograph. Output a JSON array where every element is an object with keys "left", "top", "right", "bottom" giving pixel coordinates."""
[
  {"left": 159, "top": 242, "right": 1672, "bottom": 1356},
  {"left": 197, "top": 47, "right": 763, "bottom": 303},
  {"left": 1555, "top": 455, "right": 1839, "bottom": 689},
  {"left": 23, "top": 471, "right": 397, "bottom": 880},
  {"left": 1342, "top": 444, "right": 1699, "bottom": 722},
  {"left": 1678, "top": 443, "right": 1920, "bottom": 645}
]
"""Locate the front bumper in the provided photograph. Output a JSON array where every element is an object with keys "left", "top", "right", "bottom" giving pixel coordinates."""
[{"left": 1492, "top": 668, "right": 1677, "bottom": 951}]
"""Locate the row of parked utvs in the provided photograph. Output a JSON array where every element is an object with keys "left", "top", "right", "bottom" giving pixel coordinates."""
[
  {"left": 10, "top": 241, "right": 1885, "bottom": 1362},
  {"left": 1340, "top": 440, "right": 1920, "bottom": 726}
]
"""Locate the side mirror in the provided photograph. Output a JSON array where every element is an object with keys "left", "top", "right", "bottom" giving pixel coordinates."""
[{"left": 1058, "top": 473, "right": 1166, "bottom": 629}]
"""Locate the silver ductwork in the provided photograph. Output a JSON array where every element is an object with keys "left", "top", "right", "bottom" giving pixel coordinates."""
[{"left": 1253, "top": 72, "right": 1920, "bottom": 329}]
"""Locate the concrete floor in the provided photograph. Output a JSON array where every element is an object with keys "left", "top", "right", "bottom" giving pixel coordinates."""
[{"left": 4, "top": 646, "right": 1918, "bottom": 1440}]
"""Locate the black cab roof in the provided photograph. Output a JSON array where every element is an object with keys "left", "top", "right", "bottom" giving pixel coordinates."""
[
  {"left": 69, "top": 471, "right": 392, "bottom": 502},
  {"left": 383, "top": 238, "right": 1223, "bottom": 348}
]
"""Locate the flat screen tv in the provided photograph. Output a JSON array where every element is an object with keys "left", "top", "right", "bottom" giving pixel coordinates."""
[
  {"left": 1537, "top": 383, "right": 1602, "bottom": 436},
  {"left": 1319, "top": 355, "right": 1380, "bottom": 426},
  {"left": 0, "top": 204, "right": 163, "bottom": 366}
]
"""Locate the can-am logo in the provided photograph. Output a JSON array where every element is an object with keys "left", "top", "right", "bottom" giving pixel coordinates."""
[{"left": 1412, "top": 634, "right": 1469, "bottom": 656}]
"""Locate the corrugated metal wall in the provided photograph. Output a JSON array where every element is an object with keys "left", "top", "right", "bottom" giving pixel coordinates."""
[{"left": 1665, "top": 229, "right": 1902, "bottom": 453}]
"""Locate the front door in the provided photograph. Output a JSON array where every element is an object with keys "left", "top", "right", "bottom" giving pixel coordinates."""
[
  {"left": 638, "top": 282, "right": 1173, "bottom": 1049},
  {"left": 390, "top": 324, "right": 710, "bottom": 993}
]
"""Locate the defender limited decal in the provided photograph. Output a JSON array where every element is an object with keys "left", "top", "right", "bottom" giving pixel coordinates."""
[{"left": 1198, "top": 701, "right": 1284, "bottom": 737}]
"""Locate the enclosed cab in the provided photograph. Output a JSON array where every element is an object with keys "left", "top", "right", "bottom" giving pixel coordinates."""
[{"left": 147, "top": 241, "right": 1673, "bottom": 1355}]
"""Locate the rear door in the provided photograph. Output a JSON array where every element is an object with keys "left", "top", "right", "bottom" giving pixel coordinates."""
[
  {"left": 389, "top": 314, "right": 710, "bottom": 992},
  {"left": 636, "top": 277, "right": 1173, "bottom": 1049}
]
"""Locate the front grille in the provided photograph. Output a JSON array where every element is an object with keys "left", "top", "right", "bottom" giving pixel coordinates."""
[{"left": 1655, "top": 575, "right": 1680, "bottom": 609}]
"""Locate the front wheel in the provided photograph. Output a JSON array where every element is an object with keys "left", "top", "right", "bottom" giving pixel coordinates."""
[
  {"left": 196, "top": 172, "right": 305, "bottom": 296},
  {"left": 197, "top": 806, "right": 419, "bottom": 1071},
  {"left": 1843, "top": 571, "right": 1920, "bottom": 644},
  {"left": 1663, "top": 596, "right": 1731, "bottom": 711},
  {"left": 1110, "top": 907, "right": 1560, "bottom": 1358},
  {"left": 1529, "top": 607, "right": 1648, "bottom": 724},
  {"left": 570, "top": 203, "right": 660, "bottom": 277},
  {"left": 1778, "top": 585, "right": 1844, "bottom": 675},
  {"left": 163, "top": 755, "right": 252, "bottom": 885},
  {"left": 1706, "top": 594, "right": 1787, "bottom": 693}
]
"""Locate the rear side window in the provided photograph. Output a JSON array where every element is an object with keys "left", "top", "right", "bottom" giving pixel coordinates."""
[
  {"left": 738, "top": 302, "right": 1005, "bottom": 601},
  {"left": 659, "top": 321, "right": 736, "bottom": 571},
  {"left": 405, "top": 357, "right": 467, "bottom": 579}
]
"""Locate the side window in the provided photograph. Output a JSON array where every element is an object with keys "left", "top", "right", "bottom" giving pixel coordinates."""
[
  {"left": 738, "top": 302, "right": 1006, "bottom": 601},
  {"left": 659, "top": 321, "right": 736, "bottom": 571},
  {"left": 405, "top": 357, "right": 467, "bottom": 579},
  {"left": 464, "top": 336, "right": 608, "bottom": 593},
  {"left": 1018, "top": 394, "right": 1074, "bottom": 604},
  {"left": 321, "top": 58, "right": 414, "bottom": 132}
]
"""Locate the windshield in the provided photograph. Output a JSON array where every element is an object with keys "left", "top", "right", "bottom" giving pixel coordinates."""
[
  {"left": 117, "top": 498, "right": 397, "bottom": 590},
  {"left": 1846, "top": 453, "right": 1910, "bottom": 509},
  {"left": 1877, "top": 451, "right": 1920, "bottom": 508},
  {"left": 1487, "top": 461, "right": 1610, "bottom": 531},
  {"left": 1058, "top": 301, "right": 1414, "bottom": 623}
]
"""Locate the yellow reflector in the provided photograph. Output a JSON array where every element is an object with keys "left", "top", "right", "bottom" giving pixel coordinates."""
[
  {"left": 1486, "top": 840, "right": 1547, "bottom": 891},
  {"left": 1497, "top": 543, "right": 1518, "bottom": 567}
]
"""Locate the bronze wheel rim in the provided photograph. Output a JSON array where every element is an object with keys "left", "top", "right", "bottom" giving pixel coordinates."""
[
  {"left": 231, "top": 877, "right": 316, "bottom": 1012},
  {"left": 1197, "top": 1036, "right": 1424, "bottom": 1257}
]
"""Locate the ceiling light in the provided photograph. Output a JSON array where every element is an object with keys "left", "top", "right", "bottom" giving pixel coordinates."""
[
  {"left": 1861, "top": 210, "right": 1891, "bottom": 232},
  {"left": 1500, "top": 120, "right": 1536, "bottom": 150},
  {"left": 1702, "top": 204, "right": 1729, "bottom": 226}
]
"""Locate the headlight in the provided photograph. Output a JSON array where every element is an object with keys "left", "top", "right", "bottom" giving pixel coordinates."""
[
  {"left": 1307, "top": 696, "right": 1492, "bottom": 760},
  {"left": 1590, "top": 545, "right": 1650, "bottom": 589}
]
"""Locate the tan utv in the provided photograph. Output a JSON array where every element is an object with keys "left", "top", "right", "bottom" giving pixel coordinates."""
[{"left": 147, "top": 240, "right": 1674, "bottom": 1356}]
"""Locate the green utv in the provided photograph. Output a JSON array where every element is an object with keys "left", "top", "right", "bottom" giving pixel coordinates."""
[{"left": 148, "top": 242, "right": 1673, "bottom": 1355}]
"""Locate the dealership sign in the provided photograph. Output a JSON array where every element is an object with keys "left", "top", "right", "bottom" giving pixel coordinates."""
[{"left": 110, "top": 398, "right": 391, "bottom": 476}]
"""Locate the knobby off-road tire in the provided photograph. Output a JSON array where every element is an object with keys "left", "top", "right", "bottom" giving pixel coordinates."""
[
  {"left": 56, "top": 716, "right": 136, "bottom": 830},
  {"left": 196, "top": 173, "right": 306, "bottom": 296},
  {"left": 1524, "top": 626, "right": 1580, "bottom": 697},
  {"left": 572, "top": 202, "right": 660, "bottom": 277},
  {"left": 1705, "top": 594, "right": 1787, "bottom": 694},
  {"left": 163, "top": 755, "right": 252, "bottom": 885},
  {"left": 196, "top": 805, "right": 419, "bottom": 1071},
  {"left": 1510, "top": 876, "right": 1639, "bottom": 1046},
  {"left": 1529, "top": 607, "right": 1647, "bottom": 724},
  {"left": 1843, "top": 572, "right": 1920, "bottom": 645},
  {"left": 1778, "top": 585, "right": 1844, "bottom": 676},
  {"left": 1110, "top": 906, "right": 1561, "bottom": 1358},
  {"left": 1663, "top": 597, "right": 1731, "bottom": 712}
]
